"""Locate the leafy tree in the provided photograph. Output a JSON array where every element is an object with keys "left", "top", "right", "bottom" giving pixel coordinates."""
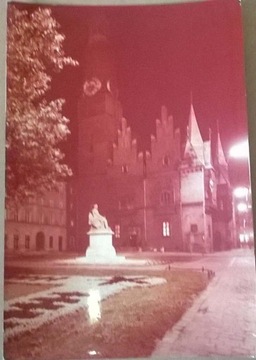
[{"left": 6, "top": 5, "right": 78, "bottom": 205}]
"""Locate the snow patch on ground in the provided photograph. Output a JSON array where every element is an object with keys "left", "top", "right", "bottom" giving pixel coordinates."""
[{"left": 4, "top": 275, "right": 166, "bottom": 341}]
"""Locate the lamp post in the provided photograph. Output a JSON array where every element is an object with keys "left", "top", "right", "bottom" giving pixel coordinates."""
[
  {"left": 229, "top": 139, "right": 253, "bottom": 248},
  {"left": 229, "top": 140, "right": 249, "bottom": 160}
]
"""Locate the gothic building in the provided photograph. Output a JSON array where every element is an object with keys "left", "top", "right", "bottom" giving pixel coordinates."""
[
  {"left": 68, "top": 19, "right": 235, "bottom": 253},
  {"left": 4, "top": 16, "right": 235, "bottom": 254}
]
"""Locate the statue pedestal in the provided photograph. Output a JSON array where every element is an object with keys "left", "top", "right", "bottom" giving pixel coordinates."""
[{"left": 84, "top": 228, "right": 125, "bottom": 264}]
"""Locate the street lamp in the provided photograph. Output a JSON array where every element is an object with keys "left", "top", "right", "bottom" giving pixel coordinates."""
[
  {"left": 237, "top": 202, "right": 248, "bottom": 213},
  {"left": 229, "top": 140, "right": 249, "bottom": 159},
  {"left": 229, "top": 139, "right": 253, "bottom": 248},
  {"left": 233, "top": 186, "right": 249, "bottom": 199}
]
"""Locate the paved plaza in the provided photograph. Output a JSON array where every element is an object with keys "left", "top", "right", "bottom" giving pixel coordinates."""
[{"left": 152, "top": 248, "right": 256, "bottom": 357}]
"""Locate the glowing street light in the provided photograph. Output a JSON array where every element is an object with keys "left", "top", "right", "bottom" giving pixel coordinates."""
[
  {"left": 233, "top": 186, "right": 249, "bottom": 199},
  {"left": 237, "top": 202, "right": 248, "bottom": 213},
  {"left": 229, "top": 140, "right": 249, "bottom": 159}
]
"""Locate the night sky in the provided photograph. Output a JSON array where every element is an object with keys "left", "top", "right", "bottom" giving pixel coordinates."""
[{"left": 14, "top": 0, "right": 248, "bottom": 181}]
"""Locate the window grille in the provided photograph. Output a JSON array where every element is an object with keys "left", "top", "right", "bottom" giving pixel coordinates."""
[{"left": 163, "top": 221, "right": 170, "bottom": 237}]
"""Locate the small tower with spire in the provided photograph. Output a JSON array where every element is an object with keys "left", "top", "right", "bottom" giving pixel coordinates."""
[
  {"left": 180, "top": 101, "right": 215, "bottom": 253},
  {"left": 212, "top": 121, "right": 235, "bottom": 250}
]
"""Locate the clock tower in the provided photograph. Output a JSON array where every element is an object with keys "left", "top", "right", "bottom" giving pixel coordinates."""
[
  {"left": 73, "top": 14, "right": 123, "bottom": 250},
  {"left": 77, "top": 14, "right": 122, "bottom": 176}
]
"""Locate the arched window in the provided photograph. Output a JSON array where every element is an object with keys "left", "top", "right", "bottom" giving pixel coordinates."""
[
  {"left": 121, "top": 164, "right": 128, "bottom": 174},
  {"left": 115, "top": 225, "right": 121, "bottom": 238},
  {"left": 25, "top": 235, "right": 30, "bottom": 249},
  {"left": 49, "top": 236, "right": 53, "bottom": 249},
  {"left": 14, "top": 234, "right": 19, "bottom": 250},
  {"left": 162, "top": 222, "right": 170, "bottom": 237}
]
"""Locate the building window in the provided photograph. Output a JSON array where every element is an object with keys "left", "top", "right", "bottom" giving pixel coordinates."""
[
  {"left": 219, "top": 200, "right": 224, "bottom": 211},
  {"left": 161, "top": 191, "right": 174, "bottom": 206},
  {"left": 208, "top": 225, "right": 211, "bottom": 238},
  {"left": 41, "top": 213, "right": 45, "bottom": 224},
  {"left": 70, "top": 220, "right": 74, "bottom": 227},
  {"left": 18, "top": 209, "right": 24, "bottom": 222},
  {"left": 28, "top": 197, "right": 33, "bottom": 204},
  {"left": 14, "top": 210, "right": 18, "bottom": 222},
  {"left": 115, "top": 225, "right": 121, "bottom": 238},
  {"left": 163, "top": 222, "right": 170, "bottom": 237},
  {"left": 25, "top": 210, "right": 30, "bottom": 223},
  {"left": 25, "top": 235, "right": 30, "bottom": 249},
  {"left": 42, "top": 213, "right": 48, "bottom": 224},
  {"left": 163, "top": 155, "right": 170, "bottom": 167},
  {"left": 59, "top": 183, "right": 65, "bottom": 192},
  {"left": 49, "top": 236, "right": 53, "bottom": 249},
  {"left": 58, "top": 236, "right": 63, "bottom": 251},
  {"left": 70, "top": 236, "right": 75, "bottom": 249},
  {"left": 121, "top": 164, "right": 128, "bottom": 174},
  {"left": 118, "top": 197, "right": 133, "bottom": 210},
  {"left": 59, "top": 214, "right": 65, "bottom": 226},
  {"left": 14, "top": 235, "right": 19, "bottom": 250},
  {"left": 190, "top": 224, "right": 198, "bottom": 233}
]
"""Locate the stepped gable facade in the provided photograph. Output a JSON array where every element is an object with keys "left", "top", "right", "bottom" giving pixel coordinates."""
[{"left": 67, "top": 16, "right": 234, "bottom": 253}]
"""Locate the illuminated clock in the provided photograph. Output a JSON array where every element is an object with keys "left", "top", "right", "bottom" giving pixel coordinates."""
[
  {"left": 106, "top": 79, "right": 118, "bottom": 97},
  {"left": 83, "top": 77, "right": 102, "bottom": 96}
]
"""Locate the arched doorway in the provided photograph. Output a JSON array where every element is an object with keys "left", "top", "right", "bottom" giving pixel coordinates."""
[{"left": 36, "top": 232, "right": 45, "bottom": 251}]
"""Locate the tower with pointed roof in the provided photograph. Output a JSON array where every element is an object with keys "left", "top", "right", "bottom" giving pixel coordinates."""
[
  {"left": 70, "top": 15, "right": 123, "bottom": 250},
  {"left": 180, "top": 103, "right": 216, "bottom": 253},
  {"left": 212, "top": 125, "right": 235, "bottom": 250}
]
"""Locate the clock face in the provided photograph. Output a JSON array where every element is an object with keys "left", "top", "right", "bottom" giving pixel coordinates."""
[
  {"left": 107, "top": 79, "right": 118, "bottom": 97},
  {"left": 83, "top": 77, "right": 102, "bottom": 96}
]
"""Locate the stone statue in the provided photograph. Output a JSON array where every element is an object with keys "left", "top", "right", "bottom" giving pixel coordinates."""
[{"left": 88, "top": 204, "right": 109, "bottom": 230}]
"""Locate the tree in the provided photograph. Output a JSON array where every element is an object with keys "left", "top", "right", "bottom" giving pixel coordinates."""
[{"left": 6, "top": 5, "right": 78, "bottom": 205}]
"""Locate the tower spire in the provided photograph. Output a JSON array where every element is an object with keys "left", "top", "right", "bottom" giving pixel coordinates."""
[
  {"left": 216, "top": 120, "right": 227, "bottom": 167},
  {"left": 188, "top": 103, "right": 204, "bottom": 148},
  {"left": 215, "top": 120, "right": 229, "bottom": 184},
  {"left": 184, "top": 102, "right": 204, "bottom": 164}
]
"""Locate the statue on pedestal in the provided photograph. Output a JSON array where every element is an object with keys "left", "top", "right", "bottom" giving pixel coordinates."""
[
  {"left": 85, "top": 204, "right": 125, "bottom": 264},
  {"left": 88, "top": 204, "right": 109, "bottom": 230}
]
